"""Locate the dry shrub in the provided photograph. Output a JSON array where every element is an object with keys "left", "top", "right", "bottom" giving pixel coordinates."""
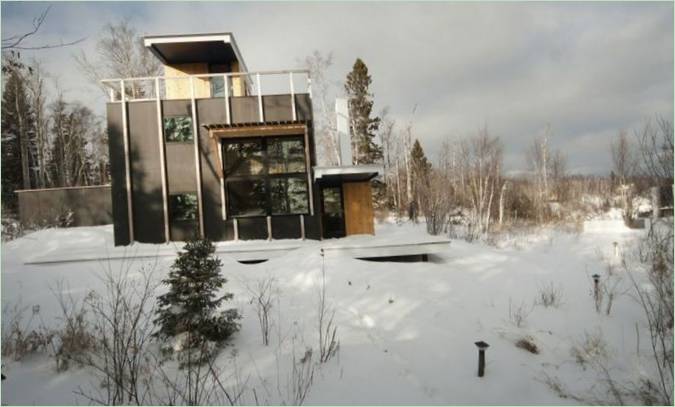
[
  {"left": 515, "top": 336, "right": 539, "bottom": 354},
  {"left": 570, "top": 330, "right": 609, "bottom": 369},
  {"left": 535, "top": 282, "right": 564, "bottom": 308},
  {"left": 1, "top": 303, "right": 53, "bottom": 361}
]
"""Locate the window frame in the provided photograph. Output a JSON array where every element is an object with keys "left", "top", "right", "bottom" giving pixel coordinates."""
[{"left": 222, "top": 135, "right": 310, "bottom": 218}]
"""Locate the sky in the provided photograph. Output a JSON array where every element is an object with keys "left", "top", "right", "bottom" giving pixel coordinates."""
[{"left": 1, "top": 1, "right": 673, "bottom": 174}]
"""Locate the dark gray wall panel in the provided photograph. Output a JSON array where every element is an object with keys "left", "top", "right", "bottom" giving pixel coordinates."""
[
  {"left": 231, "top": 97, "right": 259, "bottom": 123},
  {"left": 237, "top": 217, "right": 267, "bottom": 240},
  {"left": 271, "top": 215, "right": 301, "bottom": 239},
  {"left": 170, "top": 220, "right": 198, "bottom": 242},
  {"left": 195, "top": 98, "right": 232, "bottom": 241},
  {"left": 295, "top": 94, "right": 313, "bottom": 121},
  {"left": 128, "top": 101, "right": 164, "bottom": 243},
  {"left": 165, "top": 144, "right": 196, "bottom": 193},
  {"left": 17, "top": 186, "right": 113, "bottom": 227},
  {"left": 303, "top": 214, "right": 321, "bottom": 240},
  {"left": 106, "top": 103, "right": 130, "bottom": 245},
  {"left": 262, "top": 95, "right": 294, "bottom": 122}
]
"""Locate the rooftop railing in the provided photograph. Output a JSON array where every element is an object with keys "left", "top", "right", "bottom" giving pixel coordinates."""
[{"left": 101, "top": 69, "right": 312, "bottom": 123}]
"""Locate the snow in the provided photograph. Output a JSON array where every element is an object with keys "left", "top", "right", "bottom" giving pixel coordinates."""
[{"left": 0, "top": 218, "right": 662, "bottom": 405}]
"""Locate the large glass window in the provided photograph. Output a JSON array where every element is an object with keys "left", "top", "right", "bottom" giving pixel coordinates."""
[
  {"left": 164, "top": 116, "right": 193, "bottom": 142},
  {"left": 270, "top": 178, "right": 309, "bottom": 215},
  {"left": 224, "top": 141, "right": 264, "bottom": 176},
  {"left": 268, "top": 138, "right": 306, "bottom": 174},
  {"left": 223, "top": 136, "right": 309, "bottom": 217}
]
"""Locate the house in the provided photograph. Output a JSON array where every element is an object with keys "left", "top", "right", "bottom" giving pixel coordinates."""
[{"left": 103, "top": 33, "right": 382, "bottom": 245}]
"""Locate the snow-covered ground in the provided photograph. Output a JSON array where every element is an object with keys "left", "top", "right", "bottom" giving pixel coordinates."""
[{"left": 0, "top": 219, "right": 661, "bottom": 405}]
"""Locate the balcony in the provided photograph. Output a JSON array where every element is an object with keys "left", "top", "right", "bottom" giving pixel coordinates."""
[{"left": 101, "top": 70, "right": 312, "bottom": 125}]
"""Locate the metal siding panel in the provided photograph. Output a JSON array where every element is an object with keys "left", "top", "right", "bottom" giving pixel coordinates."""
[
  {"left": 271, "top": 215, "right": 301, "bottom": 239},
  {"left": 262, "top": 95, "right": 294, "bottom": 122},
  {"left": 230, "top": 97, "right": 259, "bottom": 123},
  {"left": 128, "top": 101, "right": 165, "bottom": 243},
  {"left": 196, "top": 98, "right": 233, "bottom": 241},
  {"left": 107, "top": 103, "right": 130, "bottom": 245},
  {"left": 237, "top": 217, "right": 268, "bottom": 240}
]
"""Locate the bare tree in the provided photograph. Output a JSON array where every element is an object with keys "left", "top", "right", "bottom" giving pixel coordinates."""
[
  {"left": 25, "top": 60, "right": 51, "bottom": 188},
  {"left": 1, "top": 6, "right": 84, "bottom": 52},
  {"left": 634, "top": 116, "right": 674, "bottom": 185},
  {"left": 74, "top": 21, "right": 162, "bottom": 97},
  {"left": 611, "top": 130, "right": 636, "bottom": 186},
  {"left": 301, "top": 51, "right": 339, "bottom": 166},
  {"left": 463, "top": 127, "right": 503, "bottom": 236}
]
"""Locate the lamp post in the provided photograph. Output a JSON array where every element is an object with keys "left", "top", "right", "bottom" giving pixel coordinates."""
[{"left": 475, "top": 341, "right": 490, "bottom": 377}]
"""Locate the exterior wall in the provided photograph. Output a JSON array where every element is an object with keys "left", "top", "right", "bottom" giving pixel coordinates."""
[
  {"left": 164, "top": 63, "right": 211, "bottom": 99},
  {"left": 16, "top": 185, "right": 113, "bottom": 227},
  {"left": 106, "top": 93, "right": 318, "bottom": 246},
  {"left": 343, "top": 181, "right": 375, "bottom": 235}
]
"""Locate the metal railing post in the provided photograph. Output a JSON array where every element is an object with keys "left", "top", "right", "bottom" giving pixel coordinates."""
[
  {"left": 289, "top": 72, "right": 297, "bottom": 121},
  {"left": 120, "top": 79, "right": 135, "bottom": 243},
  {"left": 256, "top": 73, "right": 264, "bottom": 122}
]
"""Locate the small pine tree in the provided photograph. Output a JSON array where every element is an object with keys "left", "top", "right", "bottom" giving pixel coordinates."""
[{"left": 154, "top": 239, "right": 240, "bottom": 366}]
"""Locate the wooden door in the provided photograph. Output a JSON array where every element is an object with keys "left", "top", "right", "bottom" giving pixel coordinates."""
[{"left": 342, "top": 181, "right": 375, "bottom": 235}]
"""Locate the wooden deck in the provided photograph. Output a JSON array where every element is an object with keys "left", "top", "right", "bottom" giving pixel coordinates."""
[{"left": 22, "top": 227, "right": 450, "bottom": 265}]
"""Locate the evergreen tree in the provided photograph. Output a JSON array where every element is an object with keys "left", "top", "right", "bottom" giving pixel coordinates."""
[
  {"left": 154, "top": 239, "right": 240, "bottom": 366},
  {"left": 344, "top": 58, "right": 382, "bottom": 164},
  {"left": 410, "top": 139, "right": 431, "bottom": 181},
  {"left": 409, "top": 139, "right": 431, "bottom": 221},
  {"left": 1, "top": 69, "right": 35, "bottom": 211}
]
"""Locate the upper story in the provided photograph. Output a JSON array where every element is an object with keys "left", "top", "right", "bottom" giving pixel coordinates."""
[{"left": 102, "top": 32, "right": 312, "bottom": 124}]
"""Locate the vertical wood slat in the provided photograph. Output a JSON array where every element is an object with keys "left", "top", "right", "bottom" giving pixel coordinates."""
[
  {"left": 300, "top": 215, "right": 305, "bottom": 240},
  {"left": 343, "top": 181, "right": 375, "bottom": 236},
  {"left": 234, "top": 218, "right": 239, "bottom": 241},
  {"left": 190, "top": 76, "right": 205, "bottom": 238},
  {"left": 120, "top": 80, "right": 135, "bottom": 243},
  {"left": 155, "top": 78, "right": 170, "bottom": 242}
]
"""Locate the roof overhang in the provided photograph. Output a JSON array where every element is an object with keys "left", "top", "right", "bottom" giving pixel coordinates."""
[
  {"left": 143, "top": 32, "right": 248, "bottom": 70},
  {"left": 313, "top": 165, "right": 383, "bottom": 183}
]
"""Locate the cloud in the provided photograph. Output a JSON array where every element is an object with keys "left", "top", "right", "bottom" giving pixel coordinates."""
[{"left": 2, "top": 1, "right": 672, "bottom": 174}]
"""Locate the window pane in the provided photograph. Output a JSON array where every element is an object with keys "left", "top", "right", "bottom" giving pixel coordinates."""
[
  {"left": 228, "top": 179, "right": 267, "bottom": 216},
  {"left": 224, "top": 141, "right": 264, "bottom": 176},
  {"left": 210, "top": 76, "right": 225, "bottom": 98},
  {"left": 270, "top": 177, "right": 309, "bottom": 215},
  {"left": 268, "top": 138, "right": 306, "bottom": 174},
  {"left": 164, "top": 116, "right": 193, "bottom": 142},
  {"left": 170, "top": 193, "right": 198, "bottom": 221}
]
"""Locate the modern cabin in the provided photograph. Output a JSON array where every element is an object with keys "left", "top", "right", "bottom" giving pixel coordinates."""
[{"left": 103, "top": 33, "right": 381, "bottom": 245}]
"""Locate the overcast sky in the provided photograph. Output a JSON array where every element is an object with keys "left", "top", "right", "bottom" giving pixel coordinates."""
[{"left": 2, "top": 1, "right": 673, "bottom": 174}]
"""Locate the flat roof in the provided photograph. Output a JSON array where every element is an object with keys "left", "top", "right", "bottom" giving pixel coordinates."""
[
  {"left": 313, "top": 164, "right": 383, "bottom": 183},
  {"left": 143, "top": 32, "right": 248, "bottom": 71}
]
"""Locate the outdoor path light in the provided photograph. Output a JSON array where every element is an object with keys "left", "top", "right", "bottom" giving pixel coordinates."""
[{"left": 475, "top": 341, "right": 489, "bottom": 377}]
